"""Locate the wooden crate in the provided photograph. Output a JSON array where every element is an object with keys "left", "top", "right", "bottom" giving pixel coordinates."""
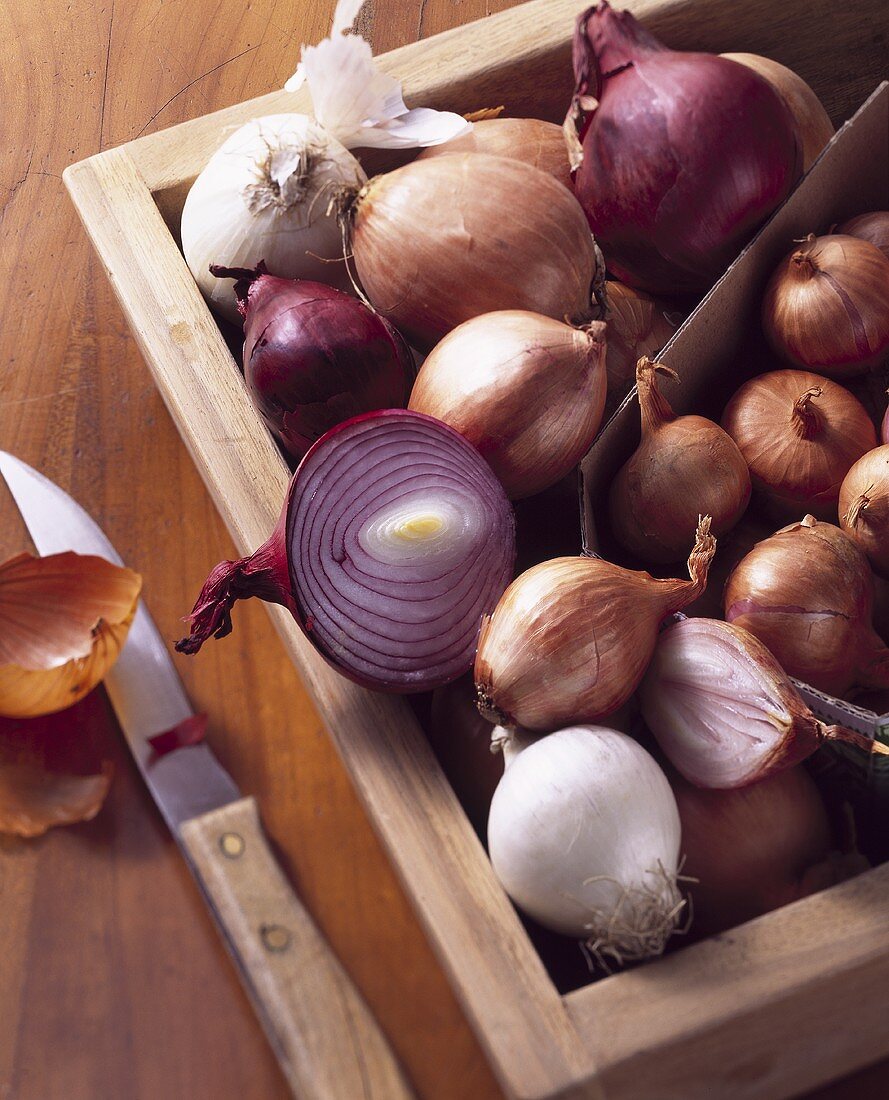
[{"left": 63, "top": 1, "right": 889, "bottom": 1097}]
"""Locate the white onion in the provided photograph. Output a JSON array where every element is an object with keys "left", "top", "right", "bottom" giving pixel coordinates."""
[
  {"left": 181, "top": 115, "right": 365, "bottom": 324},
  {"left": 487, "top": 726, "right": 683, "bottom": 966}
]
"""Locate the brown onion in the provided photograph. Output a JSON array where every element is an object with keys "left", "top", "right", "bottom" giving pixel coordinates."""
[
  {"left": 474, "top": 516, "right": 716, "bottom": 731},
  {"left": 415, "top": 118, "right": 573, "bottom": 189},
  {"left": 349, "top": 153, "right": 602, "bottom": 350},
  {"left": 673, "top": 766, "right": 861, "bottom": 936},
  {"left": 603, "top": 281, "right": 677, "bottom": 411},
  {"left": 721, "top": 54, "right": 833, "bottom": 172},
  {"left": 839, "top": 444, "right": 889, "bottom": 577},
  {"left": 721, "top": 369, "right": 877, "bottom": 520},
  {"left": 408, "top": 312, "right": 606, "bottom": 499},
  {"left": 725, "top": 515, "right": 889, "bottom": 697},
  {"left": 762, "top": 234, "right": 889, "bottom": 377},
  {"left": 608, "top": 359, "right": 750, "bottom": 562},
  {"left": 837, "top": 211, "right": 889, "bottom": 262}
]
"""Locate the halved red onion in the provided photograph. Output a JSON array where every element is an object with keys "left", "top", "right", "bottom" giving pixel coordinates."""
[{"left": 177, "top": 410, "right": 515, "bottom": 693}]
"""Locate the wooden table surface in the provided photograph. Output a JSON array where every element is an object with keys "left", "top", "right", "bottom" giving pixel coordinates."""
[{"left": 0, "top": 1, "right": 886, "bottom": 1097}]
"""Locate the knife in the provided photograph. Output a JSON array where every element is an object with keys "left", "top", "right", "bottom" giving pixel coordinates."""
[{"left": 0, "top": 451, "right": 414, "bottom": 1100}]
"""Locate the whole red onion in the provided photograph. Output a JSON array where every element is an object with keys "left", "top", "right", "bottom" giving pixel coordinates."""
[
  {"left": 567, "top": 3, "right": 801, "bottom": 298},
  {"left": 212, "top": 264, "right": 415, "bottom": 460}
]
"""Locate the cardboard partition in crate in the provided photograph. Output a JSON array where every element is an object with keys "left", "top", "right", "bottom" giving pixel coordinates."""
[
  {"left": 63, "top": 0, "right": 889, "bottom": 1095},
  {"left": 581, "top": 83, "right": 889, "bottom": 827}
]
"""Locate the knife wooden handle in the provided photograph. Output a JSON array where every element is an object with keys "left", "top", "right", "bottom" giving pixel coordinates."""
[{"left": 180, "top": 797, "right": 414, "bottom": 1100}]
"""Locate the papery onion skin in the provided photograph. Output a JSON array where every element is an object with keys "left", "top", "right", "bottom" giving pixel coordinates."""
[
  {"left": 213, "top": 264, "right": 415, "bottom": 460},
  {"left": 415, "top": 118, "right": 573, "bottom": 190},
  {"left": 603, "top": 281, "right": 677, "bottom": 412},
  {"left": 350, "top": 153, "right": 601, "bottom": 350},
  {"left": 724, "top": 516, "right": 889, "bottom": 697},
  {"left": 762, "top": 234, "right": 889, "bottom": 377},
  {"left": 181, "top": 115, "right": 365, "bottom": 324},
  {"left": 721, "top": 54, "right": 833, "bottom": 172},
  {"left": 569, "top": 4, "right": 801, "bottom": 298},
  {"left": 641, "top": 617, "right": 882, "bottom": 787},
  {"left": 672, "top": 766, "right": 839, "bottom": 936},
  {"left": 608, "top": 360, "right": 750, "bottom": 562},
  {"left": 0, "top": 552, "right": 142, "bottom": 719},
  {"left": 487, "top": 726, "right": 683, "bottom": 964},
  {"left": 474, "top": 517, "right": 716, "bottom": 731},
  {"left": 408, "top": 312, "right": 606, "bottom": 499},
  {"left": 837, "top": 212, "right": 889, "bottom": 262},
  {"left": 177, "top": 410, "right": 515, "bottom": 694},
  {"left": 839, "top": 444, "right": 889, "bottom": 578},
  {"left": 721, "top": 369, "right": 877, "bottom": 521}
]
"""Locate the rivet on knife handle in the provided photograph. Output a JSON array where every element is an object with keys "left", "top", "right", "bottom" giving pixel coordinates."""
[{"left": 180, "top": 797, "right": 414, "bottom": 1100}]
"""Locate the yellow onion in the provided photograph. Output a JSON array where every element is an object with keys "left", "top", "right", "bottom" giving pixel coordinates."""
[
  {"left": 603, "top": 281, "right": 677, "bottom": 412},
  {"left": 721, "top": 369, "right": 877, "bottom": 520},
  {"left": 408, "top": 312, "right": 606, "bottom": 499},
  {"left": 0, "top": 551, "right": 142, "bottom": 718},
  {"left": 725, "top": 515, "right": 889, "bottom": 698},
  {"left": 348, "top": 153, "right": 602, "bottom": 349},
  {"left": 415, "top": 117, "right": 573, "bottom": 190},
  {"left": 608, "top": 359, "right": 750, "bottom": 562},
  {"left": 839, "top": 444, "right": 889, "bottom": 577},
  {"left": 474, "top": 516, "right": 716, "bottom": 731},
  {"left": 721, "top": 54, "right": 833, "bottom": 171},
  {"left": 762, "top": 234, "right": 889, "bottom": 377}
]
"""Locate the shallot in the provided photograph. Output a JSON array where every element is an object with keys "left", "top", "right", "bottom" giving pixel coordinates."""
[{"left": 839, "top": 444, "right": 889, "bottom": 577}]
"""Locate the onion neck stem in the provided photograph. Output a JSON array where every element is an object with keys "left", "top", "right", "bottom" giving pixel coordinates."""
[
  {"left": 791, "top": 387, "right": 823, "bottom": 439},
  {"left": 636, "top": 357, "right": 677, "bottom": 434},
  {"left": 790, "top": 235, "right": 819, "bottom": 281},
  {"left": 844, "top": 489, "right": 874, "bottom": 528},
  {"left": 823, "top": 723, "right": 889, "bottom": 756}
]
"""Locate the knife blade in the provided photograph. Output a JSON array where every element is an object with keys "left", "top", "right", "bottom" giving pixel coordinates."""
[{"left": 0, "top": 450, "right": 413, "bottom": 1100}]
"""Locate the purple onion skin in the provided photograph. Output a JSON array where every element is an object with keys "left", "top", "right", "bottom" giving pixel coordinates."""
[
  {"left": 571, "top": 3, "right": 802, "bottom": 299},
  {"left": 215, "top": 265, "right": 415, "bottom": 460}
]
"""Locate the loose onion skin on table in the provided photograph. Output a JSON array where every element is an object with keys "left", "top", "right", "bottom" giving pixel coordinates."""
[{"left": 177, "top": 410, "right": 515, "bottom": 693}]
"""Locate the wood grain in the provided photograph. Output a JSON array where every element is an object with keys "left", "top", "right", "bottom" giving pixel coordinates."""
[{"left": 4, "top": 1, "right": 889, "bottom": 1099}]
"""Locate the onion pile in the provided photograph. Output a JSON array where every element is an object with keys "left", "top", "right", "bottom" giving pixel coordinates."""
[
  {"left": 839, "top": 445, "right": 889, "bottom": 577},
  {"left": 567, "top": 3, "right": 801, "bottom": 297},
  {"left": 408, "top": 312, "right": 606, "bottom": 499},
  {"left": 214, "top": 264, "right": 415, "bottom": 459},
  {"left": 609, "top": 360, "right": 750, "bottom": 562},
  {"left": 474, "top": 516, "right": 716, "bottom": 731},
  {"left": 416, "top": 118, "right": 573, "bottom": 189},
  {"left": 641, "top": 617, "right": 886, "bottom": 787},
  {"left": 721, "top": 369, "right": 877, "bottom": 520},
  {"left": 487, "top": 726, "right": 684, "bottom": 966},
  {"left": 348, "top": 153, "right": 603, "bottom": 349},
  {"left": 724, "top": 515, "right": 889, "bottom": 698},
  {"left": 177, "top": 410, "right": 515, "bottom": 692},
  {"left": 762, "top": 234, "right": 889, "bottom": 376}
]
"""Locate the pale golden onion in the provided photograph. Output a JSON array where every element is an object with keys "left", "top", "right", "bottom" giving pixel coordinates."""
[
  {"left": 415, "top": 118, "right": 573, "bottom": 189},
  {"left": 349, "top": 153, "right": 602, "bottom": 349},
  {"left": 408, "top": 312, "right": 606, "bottom": 499},
  {"left": 0, "top": 551, "right": 142, "bottom": 718},
  {"left": 721, "top": 54, "right": 834, "bottom": 171}
]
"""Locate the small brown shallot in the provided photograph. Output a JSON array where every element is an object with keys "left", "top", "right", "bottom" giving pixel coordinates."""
[
  {"left": 762, "top": 234, "right": 889, "bottom": 377},
  {"left": 0, "top": 551, "right": 142, "bottom": 719},
  {"left": 721, "top": 54, "right": 834, "bottom": 171},
  {"left": 608, "top": 359, "right": 750, "bottom": 562},
  {"left": 348, "top": 153, "right": 602, "bottom": 349},
  {"left": 416, "top": 118, "right": 573, "bottom": 189},
  {"left": 721, "top": 369, "right": 877, "bottom": 520},
  {"left": 839, "top": 444, "right": 889, "bottom": 577},
  {"left": 474, "top": 516, "right": 716, "bottom": 731},
  {"left": 408, "top": 312, "right": 606, "bottom": 499},
  {"left": 641, "top": 616, "right": 887, "bottom": 788},
  {"left": 603, "top": 281, "right": 677, "bottom": 410},
  {"left": 837, "top": 212, "right": 889, "bottom": 262},
  {"left": 724, "top": 515, "right": 889, "bottom": 697}
]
